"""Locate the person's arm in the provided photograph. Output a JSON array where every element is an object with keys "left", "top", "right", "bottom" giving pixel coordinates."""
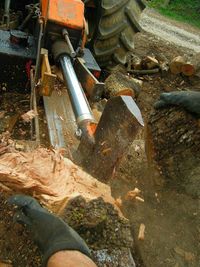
[{"left": 8, "top": 195, "right": 97, "bottom": 267}]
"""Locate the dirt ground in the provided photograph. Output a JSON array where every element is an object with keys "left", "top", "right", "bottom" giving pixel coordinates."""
[{"left": 0, "top": 15, "right": 200, "bottom": 267}]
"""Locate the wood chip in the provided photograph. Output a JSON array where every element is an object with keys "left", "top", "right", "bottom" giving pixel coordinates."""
[
  {"left": 125, "top": 188, "right": 141, "bottom": 200},
  {"left": 21, "top": 110, "right": 38, "bottom": 122},
  {"left": 135, "top": 196, "right": 145, "bottom": 202},
  {"left": 138, "top": 223, "right": 145, "bottom": 240},
  {"left": 174, "top": 247, "right": 195, "bottom": 261},
  {"left": 115, "top": 197, "right": 122, "bottom": 208}
]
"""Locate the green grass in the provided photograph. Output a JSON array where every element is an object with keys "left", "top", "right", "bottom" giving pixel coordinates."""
[{"left": 148, "top": 0, "right": 200, "bottom": 29}]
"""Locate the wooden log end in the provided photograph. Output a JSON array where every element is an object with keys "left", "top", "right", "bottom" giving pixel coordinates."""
[
  {"left": 181, "top": 63, "right": 195, "bottom": 76},
  {"left": 169, "top": 56, "right": 186, "bottom": 74}
]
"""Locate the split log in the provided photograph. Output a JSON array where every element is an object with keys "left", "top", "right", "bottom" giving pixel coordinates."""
[
  {"left": 146, "top": 107, "right": 200, "bottom": 197},
  {"left": 169, "top": 56, "right": 186, "bottom": 74},
  {"left": 141, "top": 56, "right": 159, "bottom": 70},
  {"left": 78, "top": 96, "right": 144, "bottom": 181},
  {"left": 0, "top": 148, "right": 120, "bottom": 213},
  {"left": 104, "top": 72, "right": 141, "bottom": 98}
]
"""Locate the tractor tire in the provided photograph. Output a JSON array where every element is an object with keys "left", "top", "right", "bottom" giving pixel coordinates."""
[{"left": 88, "top": 0, "right": 146, "bottom": 68}]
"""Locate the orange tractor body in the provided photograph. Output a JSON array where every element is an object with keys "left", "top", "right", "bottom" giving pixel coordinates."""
[{"left": 41, "top": 0, "right": 84, "bottom": 30}]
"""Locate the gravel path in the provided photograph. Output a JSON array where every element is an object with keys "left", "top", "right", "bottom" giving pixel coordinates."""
[{"left": 140, "top": 8, "right": 200, "bottom": 53}]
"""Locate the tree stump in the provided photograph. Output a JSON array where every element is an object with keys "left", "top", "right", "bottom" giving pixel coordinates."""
[{"left": 146, "top": 107, "right": 200, "bottom": 197}]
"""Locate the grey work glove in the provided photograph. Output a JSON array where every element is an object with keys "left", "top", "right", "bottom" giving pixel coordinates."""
[
  {"left": 8, "top": 195, "right": 91, "bottom": 267},
  {"left": 154, "top": 91, "right": 200, "bottom": 118}
]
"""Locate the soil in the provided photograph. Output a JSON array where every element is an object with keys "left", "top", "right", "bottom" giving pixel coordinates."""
[{"left": 0, "top": 10, "right": 200, "bottom": 267}]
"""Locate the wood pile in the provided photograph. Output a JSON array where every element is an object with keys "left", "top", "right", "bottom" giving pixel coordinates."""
[
  {"left": 127, "top": 54, "right": 161, "bottom": 75},
  {"left": 126, "top": 53, "right": 199, "bottom": 77}
]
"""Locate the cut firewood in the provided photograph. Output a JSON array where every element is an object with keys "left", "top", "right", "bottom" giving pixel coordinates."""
[
  {"left": 138, "top": 223, "right": 145, "bottom": 240},
  {"left": 169, "top": 56, "right": 186, "bottom": 74},
  {"left": 104, "top": 72, "right": 141, "bottom": 98},
  {"left": 141, "top": 56, "right": 159, "bottom": 70},
  {"left": 190, "top": 52, "right": 200, "bottom": 76},
  {"left": 181, "top": 63, "right": 195, "bottom": 76}
]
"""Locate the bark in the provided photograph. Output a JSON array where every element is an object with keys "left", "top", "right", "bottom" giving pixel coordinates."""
[{"left": 146, "top": 107, "right": 200, "bottom": 197}]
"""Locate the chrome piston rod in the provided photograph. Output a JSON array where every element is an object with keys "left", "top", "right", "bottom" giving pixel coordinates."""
[{"left": 59, "top": 55, "right": 94, "bottom": 125}]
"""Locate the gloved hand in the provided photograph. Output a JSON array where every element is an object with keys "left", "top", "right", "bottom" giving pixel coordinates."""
[
  {"left": 8, "top": 195, "right": 91, "bottom": 267},
  {"left": 154, "top": 91, "right": 200, "bottom": 118}
]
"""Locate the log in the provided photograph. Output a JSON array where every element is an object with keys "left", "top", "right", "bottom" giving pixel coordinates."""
[
  {"left": 104, "top": 72, "right": 141, "bottom": 98},
  {"left": 169, "top": 56, "right": 186, "bottom": 74},
  {"left": 181, "top": 63, "right": 195, "bottom": 76},
  {"left": 146, "top": 107, "right": 200, "bottom": 197},
  {"left": 0, "top": 148, "right": 120, "bottom": 213},
  {"left": 181, "top": 53, "right": 200, "bottom": 76}
]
